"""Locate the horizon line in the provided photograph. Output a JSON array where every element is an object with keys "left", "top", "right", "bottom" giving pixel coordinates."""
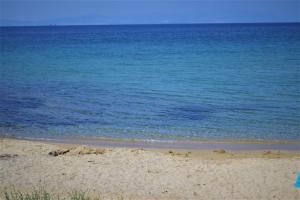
[{"left": 1, "top": 21, "right": 299, "bottom": 28}]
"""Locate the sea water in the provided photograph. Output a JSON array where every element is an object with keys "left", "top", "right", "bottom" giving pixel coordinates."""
[{"left": 0, "top": 23, "right": 299, "bottom": 141}]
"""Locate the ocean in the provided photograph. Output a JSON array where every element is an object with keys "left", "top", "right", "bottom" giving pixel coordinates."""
[{"left": 0, "top": 23, "right": 299, "bottom": 141}]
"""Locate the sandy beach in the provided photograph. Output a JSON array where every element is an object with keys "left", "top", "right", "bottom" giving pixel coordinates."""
[{"left": 0, "top": 138, "right": 299, "bottom": 200}]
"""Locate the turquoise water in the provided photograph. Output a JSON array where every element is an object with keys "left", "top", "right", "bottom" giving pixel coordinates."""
[{"left": 0, "top": 23, "right": 299, "bottom": 141}]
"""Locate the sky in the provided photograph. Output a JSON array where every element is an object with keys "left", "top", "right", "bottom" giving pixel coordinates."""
[{"left": 0, "top": 0, "right": 299, "bottom": 26}]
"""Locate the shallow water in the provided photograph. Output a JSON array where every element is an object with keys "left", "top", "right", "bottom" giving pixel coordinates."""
[{"left": 0, "top": 23, "right": 299, "bottom": 141}]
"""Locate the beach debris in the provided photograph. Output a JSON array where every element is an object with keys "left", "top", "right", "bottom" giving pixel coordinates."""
[
  {"left": 68, "top": 145, "right": 105, "bottom": 155},
  {"left": 0, "top": 154, "right": 18, "bottom": 160},
  {"left": 48, "top": 145, "right": 105, "bottom": 156},
  {"left": 168, "top": 150, "right": 174, "bottom": 154},
  {"left": 213, "top": 149, "right": 226, "bottom": 154},
  {"left": 131, "top": 148, "right": 144, "bottom": 153},
  {"left": 147, "top": 169, "right": 160, "bottom": 174},
  {"left": 168, "top": 150, "right": 182, "bottom": 156},
  {"left": 48, "top": 149, "right": 70, "bottom": 156},
  {"left": 184, "top": 152, "right": 192, "bottom": 157},
  {"left": 167, "top": 150, "right": 191, "bottom": 157},
  {"left": 263, "top": 150, "right": 272, "bottom": 155}
]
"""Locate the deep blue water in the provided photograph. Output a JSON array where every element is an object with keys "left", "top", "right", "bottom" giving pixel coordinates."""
[{"left": 0, "top": 23, "right": 299, "bottom": 141}]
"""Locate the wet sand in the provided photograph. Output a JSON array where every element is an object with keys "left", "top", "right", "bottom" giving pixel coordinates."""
[
  {"left": 18, "top": 135, "right": 300, "bottom": 151},
  {"left": 0, "top": 137, "right": 299, "bottom": 199}
]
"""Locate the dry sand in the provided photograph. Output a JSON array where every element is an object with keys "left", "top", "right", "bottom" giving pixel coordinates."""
[{"left": 0, "top": 138, "right": 299, "bottom": 200}]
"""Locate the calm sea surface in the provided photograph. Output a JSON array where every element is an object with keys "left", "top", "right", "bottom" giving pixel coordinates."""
[{"left": 0, "top": 23, "right": 299, "bottom": 141}]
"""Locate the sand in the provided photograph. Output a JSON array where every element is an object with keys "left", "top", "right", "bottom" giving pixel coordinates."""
[{"left": 0, "top": 138, "right": 299, "bottom": 200}]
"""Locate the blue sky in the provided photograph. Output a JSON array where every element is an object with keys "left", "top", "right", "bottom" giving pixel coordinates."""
[{"left": 0, "top": 0, "right": 299, "bottom": 26}]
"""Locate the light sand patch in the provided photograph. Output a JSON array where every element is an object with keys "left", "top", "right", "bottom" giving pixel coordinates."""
[{"left": 0, "top": 138, "right": 299, "bottom": 200}]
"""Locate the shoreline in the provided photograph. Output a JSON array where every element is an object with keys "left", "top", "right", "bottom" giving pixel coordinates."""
[
  {"left": 2, "top": 135, "right": 300, "bottom": 151},
  {"left": 2, "top": 137, "right": 300, "bottom": 160}
]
